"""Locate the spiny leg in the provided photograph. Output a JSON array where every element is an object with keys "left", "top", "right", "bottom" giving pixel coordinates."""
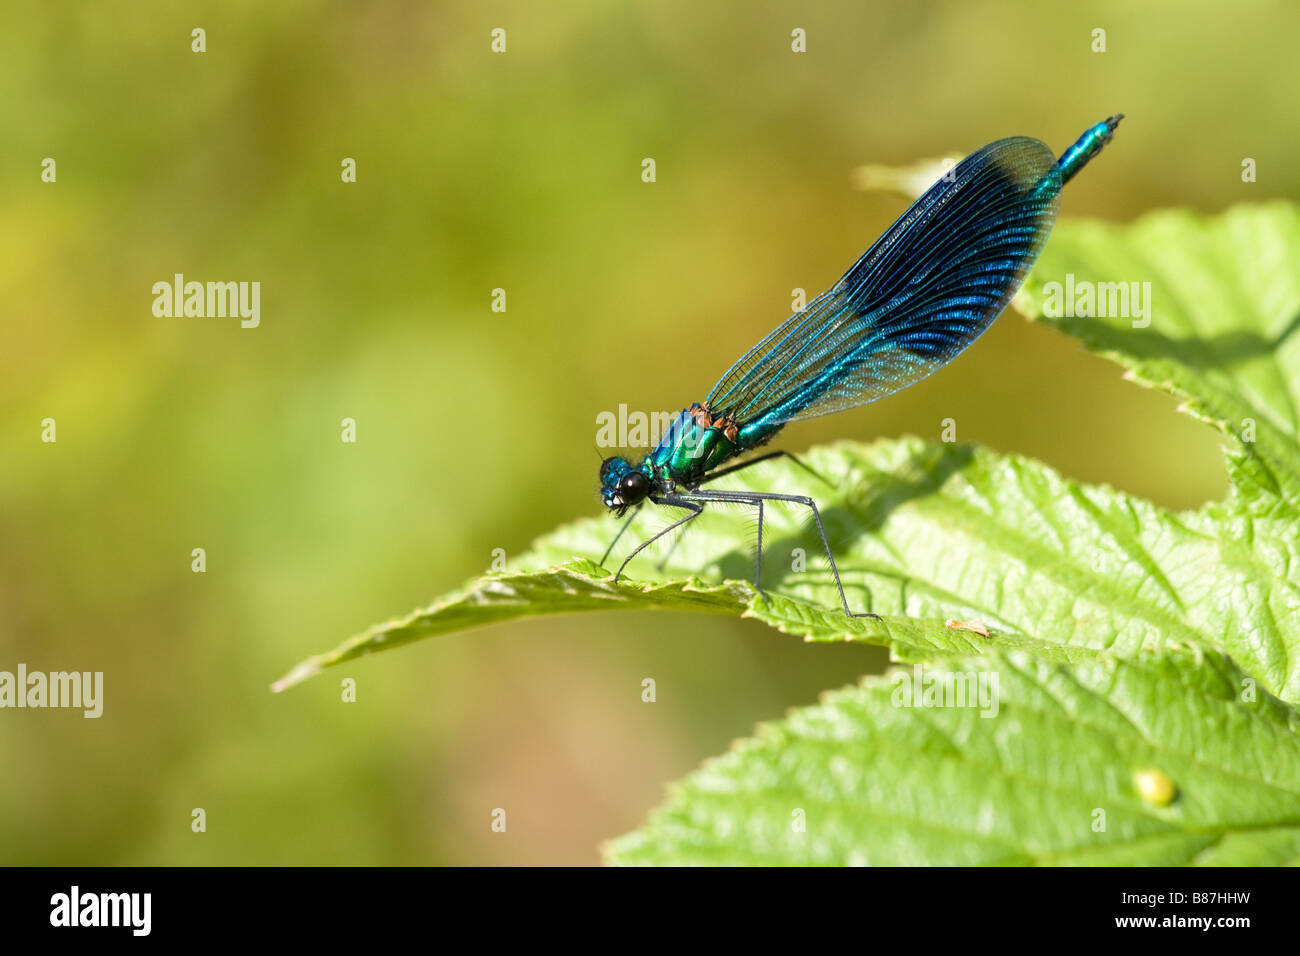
[
  {"left": 661, "top": 491, "right": 770, "bottom": 598},
  {"left": 697, "top": 449, "right": 835, "bottom": 490},
  {"left": 600, "top": 503, "right": 642, "bottom": 568},
  {"left": 614, "top": 497, "right": 704, "bottom": 583},
  {"left": 673, "top": 489, "right": 878, "bottom": 619},
  {"left": 655, "top": 449, "right": 831, "bottom": 571}
]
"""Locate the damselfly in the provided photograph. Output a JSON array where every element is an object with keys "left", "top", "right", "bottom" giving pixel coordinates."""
[{"left": 598, "top": 116, "right": 1123, "bottom": 617}]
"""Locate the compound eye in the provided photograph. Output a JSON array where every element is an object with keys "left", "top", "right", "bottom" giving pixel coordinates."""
[{"left": 620, "top": 471, "right": 649, "bottom": 501}]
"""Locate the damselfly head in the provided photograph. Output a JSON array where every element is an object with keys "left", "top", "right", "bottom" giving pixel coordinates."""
[{"left": 599, "top": 456, "right": 651, "bottom": 516}]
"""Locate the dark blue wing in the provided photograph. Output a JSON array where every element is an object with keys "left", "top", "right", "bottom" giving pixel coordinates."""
[{"left": 707, "top": 136, "right": 1062, "bottom": 426}]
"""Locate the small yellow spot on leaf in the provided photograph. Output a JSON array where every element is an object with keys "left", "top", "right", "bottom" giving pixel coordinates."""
[{"left": 1134, "top": 768, "right": 1177, "bottom": 807}]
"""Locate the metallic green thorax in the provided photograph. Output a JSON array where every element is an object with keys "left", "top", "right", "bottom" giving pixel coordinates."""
[{"left": 645, "top": 403, "right": 781, "bottom": 489}]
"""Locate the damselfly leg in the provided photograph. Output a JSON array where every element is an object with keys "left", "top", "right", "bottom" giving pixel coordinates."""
[
  {"left": 611, "top": 497, "right": 704, "bottom": 582},
  {"left": 651, "top": 450, "right": 831, "bottom": 571},
  {"left": 694, "top": 450, "right": 834, "bottom": 490},
  {"left": 612, "top": 487, "right": 877, "bottom": 620},
  {"left": 677, "top": 489, "right": 877, "bottom": 618},
  {"left": 600, "top": 503, "right": 643, "bottom": 568}
]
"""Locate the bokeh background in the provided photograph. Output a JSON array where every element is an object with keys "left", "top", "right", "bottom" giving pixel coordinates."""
[{"left": 2, "top": 1, "right": 1296, "bottom": 864}]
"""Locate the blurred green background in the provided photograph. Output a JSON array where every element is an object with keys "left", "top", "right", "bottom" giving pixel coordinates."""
[{"left": 1, "top": 1, "right": 1294, "bottom": 864}]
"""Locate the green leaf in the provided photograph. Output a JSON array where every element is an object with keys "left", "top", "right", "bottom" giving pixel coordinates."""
[
  {"left": 1016, "top": 201, "right": 1300, "bottom": 701},
  {"left": 271, "top": 547, "right": 1092, "bottom": 692},
  {"left": 1016, "top": 201, "right": 1300, "bottom": 507},
  {"left": 605, "top": 648, "right": 1300, "bottom": 865},
  {"left": 275, "top": 437, "right": 1300, "bottom": 702}
]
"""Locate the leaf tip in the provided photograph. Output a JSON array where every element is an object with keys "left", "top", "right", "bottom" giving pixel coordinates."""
[{"left": 271, "top": 658, "right": 324, "bottom": 694}]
